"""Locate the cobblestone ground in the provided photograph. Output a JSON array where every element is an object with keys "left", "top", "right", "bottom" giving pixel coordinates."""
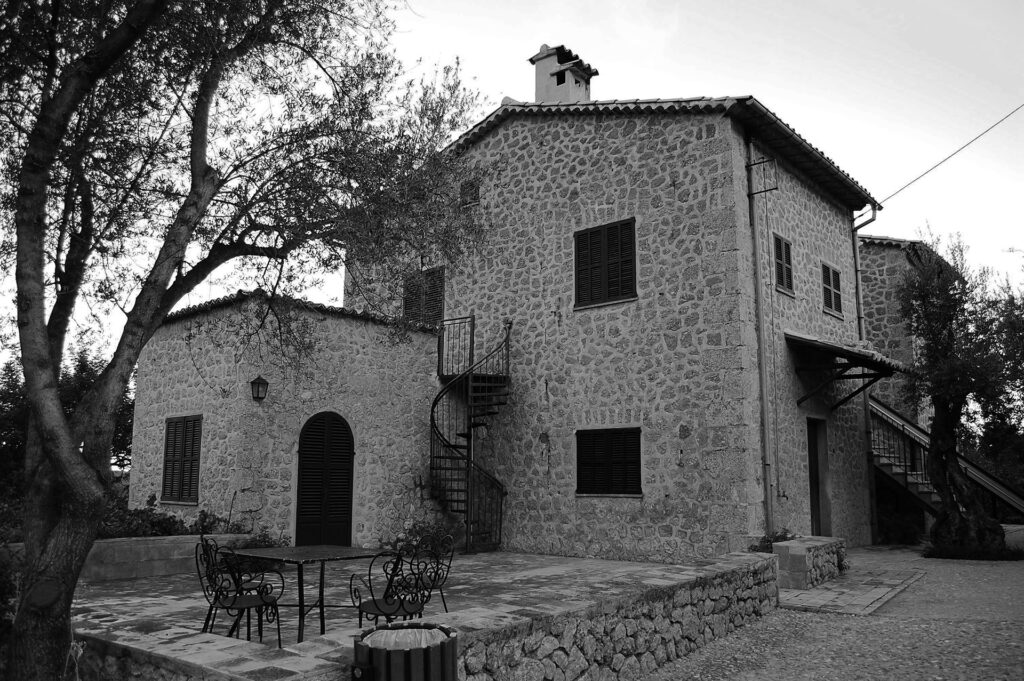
[{"left": 647, "top": 547, "right": 1024, "bottom": 681}]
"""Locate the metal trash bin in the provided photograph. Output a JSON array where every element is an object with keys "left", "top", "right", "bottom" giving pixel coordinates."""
[{"left": 351, "top": 622, "right": 458, "bottom": 681}]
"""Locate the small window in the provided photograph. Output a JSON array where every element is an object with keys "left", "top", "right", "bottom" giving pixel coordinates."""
[
  {"left": 556, "top": 71, "right": 566, "bottom": 86},
  {"left": 162, "top": 415, "right": 202, "bottom": 503},
  {"left": 822, "top": 263, "right": 842, "bottom": 314},
  {"left": 773, "top": 234, "right": 793, "bottom": 293},
  {"left": 459, "top": 180, "right": 479, "bottom": 207},
  {"left": 575, "top": 218, "right": 637, "bottom": 307},
  {"left": 576, "top": 428, "right": 642, "bottom": 495},
  {"left": 403, "top": 266, "right": 445, "bottom": 327}
]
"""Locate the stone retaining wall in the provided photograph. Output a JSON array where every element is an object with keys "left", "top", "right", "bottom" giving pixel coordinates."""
[
  {"left": 773, "top": 536, "right": 847, "bottom": 589},
  {"left": 455, "top": 552, "right": 777, "bottom": 681}
]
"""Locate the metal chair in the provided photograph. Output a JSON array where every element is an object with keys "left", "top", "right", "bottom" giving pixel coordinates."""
[
  {"left": 415, "top": 532, "right": 455, "bottom": 613},
  {"left": 349, "top": 549, "right": 433, "bottom": 627},
  {"left": 195, "top": 536, "right": 284, "bottom": 647}
]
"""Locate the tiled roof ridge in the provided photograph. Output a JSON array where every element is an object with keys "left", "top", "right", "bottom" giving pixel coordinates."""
[
  {"left": 858, "top": 234, "right": 926, "bottom": 248},
  {"left": 162, "top": 289, "right": 428, "bottom": 331}
]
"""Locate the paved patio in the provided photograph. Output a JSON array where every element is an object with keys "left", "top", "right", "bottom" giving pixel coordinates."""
[
  {"left": 72, "top": 537, "right": 1012, "bottom": 680},
  {"left": 71, "top": 549, "right": 775, "bottom": 679}
]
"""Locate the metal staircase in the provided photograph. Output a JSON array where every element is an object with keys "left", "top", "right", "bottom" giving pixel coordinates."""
[
  {"left": 429, "top": 316, "right": 511, "bottom": 553},
  {"left": 869, "top": 396, "right": 1024, "bottom": 517}
]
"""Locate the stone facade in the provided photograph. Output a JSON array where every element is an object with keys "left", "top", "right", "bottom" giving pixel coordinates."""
[
  {"left": 130, "top": 296, "right": 442, "bottom": 547},
  {"left": 859, "top": 236, "right": 926, "bottom": 423},
  {"left": 363, "top": 107, "right": 878, "bottom": 560}
]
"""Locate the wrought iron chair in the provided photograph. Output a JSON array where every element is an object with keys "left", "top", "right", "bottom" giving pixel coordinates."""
[
  {"left": 415, "top": 532, "right": 455, "bottom": 613},
  {"left": 349, "top": 549, "right": 434, "bottom": 627},
  {"left": 195, "top": 535, "right": 285, "bottom": 647}
]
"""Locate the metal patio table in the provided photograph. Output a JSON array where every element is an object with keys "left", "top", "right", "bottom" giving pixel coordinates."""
[{"left": 232, "top": 545, "right": 377, "bottom": 642}]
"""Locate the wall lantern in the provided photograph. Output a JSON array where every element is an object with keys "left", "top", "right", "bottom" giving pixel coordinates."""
[{"left": 250, "top": 375, "right": 269, "bottom": 401}]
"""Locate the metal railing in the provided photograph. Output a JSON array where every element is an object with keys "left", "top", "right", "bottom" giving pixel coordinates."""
[
  {"left": 869, "top": 398, "right": 930, "bottom": 477},
  {"left": 437, "top": 316, "right": 474, "bottom": 377},
  {"left": 869, "top": 396, "right": 1024, "bottom": 518},
  {"left": 429, "top": 318, "right": 511, "bottom": 553}
]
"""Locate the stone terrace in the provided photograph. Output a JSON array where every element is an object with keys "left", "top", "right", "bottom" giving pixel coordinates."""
[{"left": 72, "top": 550, "right": 777, "bottom": 680}]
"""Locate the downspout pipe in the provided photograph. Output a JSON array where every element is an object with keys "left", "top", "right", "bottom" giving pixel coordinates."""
[
  {"left": 746, "top": 136, "right": 775, "bottom": 538},
  {"left": 851, "top": 203, "right": 879, "bottom": 541}
]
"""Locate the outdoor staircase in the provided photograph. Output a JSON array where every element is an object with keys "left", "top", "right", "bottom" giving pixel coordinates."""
[
  {"left": 869, "top": 396, "right": 1024, "bottom": 517},
  {"left": 429, "top": 316, "right": 511, "bottom": 553}
]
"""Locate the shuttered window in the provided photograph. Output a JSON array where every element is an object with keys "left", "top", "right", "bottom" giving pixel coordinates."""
[
  {"left": 460, "top": 180, "right": 480, "bottom": 207},
  {"left": 822, "top": 263, "right": 842, "bottom": 314},
  {"left": 162, "top": 415, "right": 202, "bottom": 503},
  {"left": 403, "top": 266, "right": 445, "bottom": 327},
  {"left": 576, "top": 428, "right": 642, "bottom": 495},
  {"left": 773, "top": 234, "right": 793, "bottom": 293},
  {"left": 575, "top": 219, "right": 637, "bottom": 307}
]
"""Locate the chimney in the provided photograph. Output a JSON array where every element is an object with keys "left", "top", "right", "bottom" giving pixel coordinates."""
[{"left": 528, "top": 44, "right": 598, "bottom": 103}]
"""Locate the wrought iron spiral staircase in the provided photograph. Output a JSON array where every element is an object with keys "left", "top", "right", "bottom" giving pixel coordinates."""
[{"left": 429, "top": 316, "right": 511, "bottom": 553}]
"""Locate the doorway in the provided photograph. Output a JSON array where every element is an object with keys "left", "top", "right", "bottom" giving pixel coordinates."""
[
  {"left": 806, "top": 418, "right": 832, "bottom": 536},
  {"left": 296, "top": 412, "right": 354, "bottom": 546}
]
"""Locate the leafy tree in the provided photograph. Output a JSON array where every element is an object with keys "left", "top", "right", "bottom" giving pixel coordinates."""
[
  {"left": 900, "top": 238, "right": 1023, "bottom": 555},
  {"left": 0, "top": 1, "right": 479, "bottom": 677}
]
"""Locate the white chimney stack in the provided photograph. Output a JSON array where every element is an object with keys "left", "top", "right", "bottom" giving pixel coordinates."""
[{"left": 528, "top": 44, "right": 598, "bottom": 103}]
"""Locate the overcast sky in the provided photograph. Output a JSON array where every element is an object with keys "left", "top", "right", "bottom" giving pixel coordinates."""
[{"left": 390, "top": 0, "right": 1024, "bottom": 283}]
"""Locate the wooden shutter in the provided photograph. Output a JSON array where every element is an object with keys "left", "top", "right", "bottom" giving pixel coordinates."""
[
  {"left": 575, "top": 228, "right": 603, "bottom": 306},
  {"left": 822, "top": 264, "right": 833, "bottom": 310},
  {"left": 576, "top": 428, "right": 641, "bottom": 494},
  {"left": 606, "top": 220, "right": 636, "bottom": 300},
  {"left": 576, "top": 219, "right": 635, "bottom": 306},
  {"left": 831, "top": 267, "right": 842, "bottom": 314},
  {"left": 775, "top": 236, "right": 793, "bottom": 291},
  {"left": 422, "top": 267, "right": 445, "bottom": 327},
  {"left": 403, "top": 266, "right": 444, "bottom": 326},
  {"left": 296, "top": 412, "right": 354, "bottom": 546},
  {"left": 162, "top": 415, "right": 201, "bottom": 502}
]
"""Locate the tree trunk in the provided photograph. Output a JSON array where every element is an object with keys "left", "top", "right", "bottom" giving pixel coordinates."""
[
  {"left": 927, "top": 401, "right": 1006, "bottom": 553},
  {"left": 7, "top": 438, "right": 104, "bottom": 681}
]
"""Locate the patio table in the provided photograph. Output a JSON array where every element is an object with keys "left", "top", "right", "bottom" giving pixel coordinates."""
[{"left": 232, "top": 545, "right": 376, "bottom": 642}]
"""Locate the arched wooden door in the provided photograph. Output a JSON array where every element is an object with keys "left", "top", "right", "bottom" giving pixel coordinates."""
[{"left": 296, "top": 412, "right": 354, "bottom": 546}]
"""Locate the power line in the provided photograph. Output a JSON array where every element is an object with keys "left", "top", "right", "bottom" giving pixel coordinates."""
[{"left": 861, "top": 101, "right": 1024, "bottom": 216}]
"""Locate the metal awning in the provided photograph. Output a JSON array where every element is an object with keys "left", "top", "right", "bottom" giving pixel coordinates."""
[{"left": 784, "top": 331, "right": 909, "bottom": 411}]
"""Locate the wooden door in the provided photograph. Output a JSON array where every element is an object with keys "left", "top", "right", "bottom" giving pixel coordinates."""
[{"left": 296, "top": 412, "right": 354, "bottom": 546}]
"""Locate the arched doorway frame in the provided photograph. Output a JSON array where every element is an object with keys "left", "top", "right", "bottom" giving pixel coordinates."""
[{"left": 294, "top": 411, "right": 355, "bottom": 546}]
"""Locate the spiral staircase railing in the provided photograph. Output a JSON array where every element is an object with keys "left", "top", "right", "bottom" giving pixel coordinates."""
[{"left": 430, "top": 318, "right": 511, "bottom": 552}]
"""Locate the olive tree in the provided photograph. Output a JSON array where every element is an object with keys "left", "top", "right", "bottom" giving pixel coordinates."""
[{"left": 1, "top": 1, "right": 479, "bottom": 677}]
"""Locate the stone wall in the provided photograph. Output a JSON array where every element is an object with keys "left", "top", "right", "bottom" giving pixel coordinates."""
[
  {"left": 131, "top": 298, "right": 442, "bottom": 547},
  {"left": 740, "top": 140, "right": 872, "bottom": 547},
  {"left": 859, "top": 237, "right": 925, "bottom": 423},
  {"left": 773, "top": 536, "right": 848, "bottom": 589},
  {"left": 456, "top": 552, "right": 777, "bottom": 680}
]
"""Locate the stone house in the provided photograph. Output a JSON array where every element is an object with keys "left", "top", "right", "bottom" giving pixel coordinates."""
[
  {"left": 858, "top": 235, "right": 933, "bottom": 424},
  {"left": 130, "top": 45, "right": 904, "bottom": 560},
  {"left": 129, "top": 294, "right": 442, "bottom": 546}
]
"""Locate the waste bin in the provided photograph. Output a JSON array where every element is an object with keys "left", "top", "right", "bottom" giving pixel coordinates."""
[{"left": 351, "top": 622, "right": 458, "bottom": 681}]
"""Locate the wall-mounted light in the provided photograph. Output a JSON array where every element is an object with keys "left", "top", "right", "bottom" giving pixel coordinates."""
[{"left": 250, "top": 375, "right": 269, "bottom": 401}]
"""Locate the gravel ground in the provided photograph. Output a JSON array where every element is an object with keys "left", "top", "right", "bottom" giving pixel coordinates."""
[
  {"left": 647, "top": 549, "right": 1024, "bottom": 681},
  {"left": 645, "top": 609, "right": 1022, "bottom": 681}
]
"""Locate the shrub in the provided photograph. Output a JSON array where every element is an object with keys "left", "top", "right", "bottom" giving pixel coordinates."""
[
  {"left": 380, "top": 517, "right": 453, "bottom": 552},
  {"left": 748, "top": 527, "right": 798, "bottom": 553}
]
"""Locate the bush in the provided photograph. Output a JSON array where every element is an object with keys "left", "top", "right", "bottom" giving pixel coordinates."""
[
  {"left": 381, "top": 517, "right": 452, "bottom": 552},
  {"left": 748, "top": 527, "right": 798, "bottom": 553}
]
